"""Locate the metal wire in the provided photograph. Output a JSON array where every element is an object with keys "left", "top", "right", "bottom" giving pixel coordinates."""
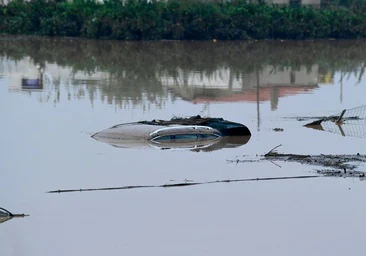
[{"left": 320, "top": 105, "right": 366, "bottom": 138}]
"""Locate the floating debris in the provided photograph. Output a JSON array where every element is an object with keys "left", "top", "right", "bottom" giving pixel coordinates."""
[
  {"left": 316, "top": 169, "right": 366, "bottom": 180},
  {"left": 228, "top": 145, "right": 366, "bottom": 178},
  {"left": 264, "top": 152, "right": 366, "bottom": 170},
  {"left": 0, "top": 207, "right": 28, "bottom": 224}
]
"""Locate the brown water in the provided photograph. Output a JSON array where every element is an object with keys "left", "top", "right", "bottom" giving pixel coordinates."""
[{"left": 1, "top": 37, "right": 366, "bottom": 256}]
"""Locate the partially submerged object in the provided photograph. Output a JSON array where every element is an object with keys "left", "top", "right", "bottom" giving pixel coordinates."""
[
  {"left": 303, "top": 105, "right": 366, "bottom": 138},
  {"left": 0, "top": 207, "right": 27, "bottom": 224},
  {"left": 92, "top": 116, "right": 251, "bottom": 150}
]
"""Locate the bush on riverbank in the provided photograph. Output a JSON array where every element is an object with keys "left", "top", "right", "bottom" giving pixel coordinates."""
[{"left": 1, "top": 0, "right": 366, "bottom": 40}]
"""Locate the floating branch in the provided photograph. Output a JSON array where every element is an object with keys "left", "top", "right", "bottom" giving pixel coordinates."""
[
  {"left": 47, "top": 175, "right": 318, "bottom": 194},
  {"left": 265, "top": 144, "right": 282, "bottom": 157}
]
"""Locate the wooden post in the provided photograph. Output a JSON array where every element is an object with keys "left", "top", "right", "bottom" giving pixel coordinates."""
[{"left": 336, "top": 109, "right": 346, "bottom": 124}]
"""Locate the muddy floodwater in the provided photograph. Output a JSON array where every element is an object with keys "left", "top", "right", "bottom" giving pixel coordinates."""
[{"left": 1, "top": 37, "right": 366, "bottom": 255}]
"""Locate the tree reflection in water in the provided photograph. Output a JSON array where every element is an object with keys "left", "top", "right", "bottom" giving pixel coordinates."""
[{"left": 0, "top": 37, "right": 365, "bottom": 109}]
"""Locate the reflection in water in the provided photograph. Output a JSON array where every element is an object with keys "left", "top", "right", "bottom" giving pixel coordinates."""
[
  {"left": 0, "top": 216, "right": 12, "bottom": 224},
  {"left": 93, "top": 133, "right": 250, "bottom": 152},
  {"left": 22, "top": 77, "right": 43, "bottom": 91},
  {"left": 165, "top": 65, "right": 318, "bottom": 111},
  {"left": 0, "top": 207, "right": 27, "bottom": 225},
  {"left": 307, "top": 121, "right": 366, "bottom": 138},
  {"left": 0, "top": 37, "right": 365, "bottom": 111}
]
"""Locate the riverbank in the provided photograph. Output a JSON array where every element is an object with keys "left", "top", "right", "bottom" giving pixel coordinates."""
[{"left": 1, "top": 0, "right": 366, "bottom": 40}]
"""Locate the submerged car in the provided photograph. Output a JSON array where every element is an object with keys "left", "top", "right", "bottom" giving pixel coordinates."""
[{"left": 92, "top": 116, "right": 251, "bottom": 151}]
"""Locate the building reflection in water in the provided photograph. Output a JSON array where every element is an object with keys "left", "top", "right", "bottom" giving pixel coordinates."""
[
  {"left": 2, "top": 56, "right": 320, "bottom": 112},
  {"left": 0, "top": 38, "right": 364, "bottom": 116},
  {"left": 163, "top": 65, "right": 319, "bottom": 110},
  {"left": 4, "top": 57, "right": 43, "bottom": 92}
]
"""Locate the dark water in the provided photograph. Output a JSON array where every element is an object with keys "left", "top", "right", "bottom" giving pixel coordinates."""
[{"left": 0, "top": 37, "right": 365, "bottom": 256}]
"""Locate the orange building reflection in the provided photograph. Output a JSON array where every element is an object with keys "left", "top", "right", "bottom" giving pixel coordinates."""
[{"left": 165, "top": 65, "right": 320, "bottom": 111}]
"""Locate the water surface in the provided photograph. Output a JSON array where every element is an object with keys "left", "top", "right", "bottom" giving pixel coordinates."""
[{"left": 1, "top": 37, "right": 366, "bottom": 256}]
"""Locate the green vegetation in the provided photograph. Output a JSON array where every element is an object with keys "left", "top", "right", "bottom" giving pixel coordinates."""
[{"left": 1, "top": 0, "right": 366, "bottom": 39}]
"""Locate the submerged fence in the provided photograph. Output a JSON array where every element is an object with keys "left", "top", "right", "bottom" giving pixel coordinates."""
[
  {"left": 305, "top": 105, "right": 366, "bottom": 138},
  {"left": 320, "top": 105, "right": 366, "bottom": 138}
]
